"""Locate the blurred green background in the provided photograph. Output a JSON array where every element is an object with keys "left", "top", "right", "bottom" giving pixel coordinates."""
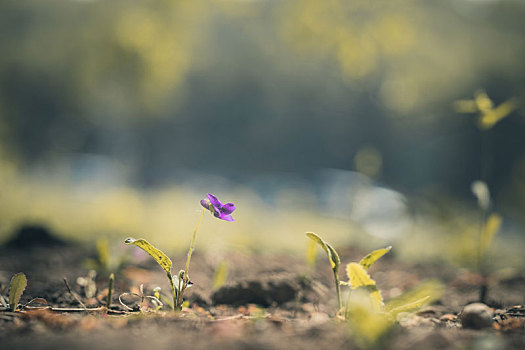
[{"left": 0, "top": 0, "right": 524, "bottom": 267}]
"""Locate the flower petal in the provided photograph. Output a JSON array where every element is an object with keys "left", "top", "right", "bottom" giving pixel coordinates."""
[
  {"left": 200, "top": 199, "right": 210, "bottom": 209},
  {"left": 206, "top": 193, "right": 222, "bottom": 207},
  {"left": 221, "top": 203, "right": 236, "bottom": 215},
  {"left": 219, "top": 213, "right": 235, "bottom": 222}
]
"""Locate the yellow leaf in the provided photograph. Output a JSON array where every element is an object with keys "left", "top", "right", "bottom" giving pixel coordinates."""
[
  {"left": 388, "top": 296, "right": 429, "bottom": 319},
  {"left": 359, "top": 246, "right": 392, "bottom": 270},
  {"left": 306, "top": 232, "right": 340, "bottom": 272},
  {"left": 125, "top": 238, "right": 172, "bottom": 276},
  {"left": 384, "top": 280, "right": 443, "bottom": 315},
  {"left": 345, "top": 289, "right": 393, "bottom": 346},
  {"left": 346, "top": 262, "right": 383, "bottom": 310},
  {"left": 479, "top": 98, "right": 517, "bottom": 130},
  {"left": 306, "top": 238, "right": 317, "bottom": 268},
  {"left": 474, "top": 90, "right": 494, "bottom": 114},
  {"left": 212, "top": 260, "right": 229, "bottom": 290},
  {"left": 480, "top": 213, "right": 502, "bottom": 256}
]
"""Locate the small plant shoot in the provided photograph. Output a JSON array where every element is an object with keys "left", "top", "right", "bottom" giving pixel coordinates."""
[
  {"left": 306, "top": 233, "right": 443, "bottom": 345},
  {"left": 470, "top": 180, "right": 503, "bottom": 302},
  {"left": 125, "top": 193, "right": 235, "bottom": 311},
  {"left": 8, "top": 272, "right": 27, "bottom": 312},
  {"left": 306, "top": 232, "right": 342, "bottom": 309},
  {"left": 124, "top": 237, "right": 180, "bottom": 310}
]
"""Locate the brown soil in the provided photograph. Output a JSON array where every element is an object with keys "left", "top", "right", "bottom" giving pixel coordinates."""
[{"left": 0, "top": 228, "right": 524, "bottom": 350}]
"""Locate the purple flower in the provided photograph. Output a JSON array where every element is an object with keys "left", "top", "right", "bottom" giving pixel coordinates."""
[{"left": 200, "top": 193, "right": 236, "bottom": 222}]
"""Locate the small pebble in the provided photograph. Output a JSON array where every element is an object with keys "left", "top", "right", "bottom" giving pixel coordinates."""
[{"left": 460, "top": 303, "right": 493, "bottom": 329}]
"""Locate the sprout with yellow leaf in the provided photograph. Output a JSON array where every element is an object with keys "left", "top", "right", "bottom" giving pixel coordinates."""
[
  {"left": 306, "top": 232, "right": 443, "bottom": 346},
  {"left": 306, "top": 232, "right": 342, "bottom": 309},
  {"left": 456, "top": 89, "right": 511, "bottom": 302},
  {"left": 471, "top": 180, "right": 503, "bottom": 303},
  {"left": 454, "top": 90, "right": 517, "bottom": 130}
]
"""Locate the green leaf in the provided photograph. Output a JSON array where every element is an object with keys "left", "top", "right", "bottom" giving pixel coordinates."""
[
  {"left": 305, "top": 232, "right": 340, "bottom": 272},
  {"left": 125, "top": 238, "right": 172, "bottom": 275},
  {"left": 8, "top": 273, "right": 27, "bottom": 312},
  {"left": 384, "top": 280, "right": 444, "bottom": 314},
  {"left": 346, "top": 262, "right": 383, "bottom": 310},
  {"left": 359, "top": 246, "right": 392, "bottom": 270},
  {"left": 388, "top": 296, "right": 430, "bottom": 318}
]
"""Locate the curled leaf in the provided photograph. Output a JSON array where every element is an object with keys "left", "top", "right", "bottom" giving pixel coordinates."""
[
  {"left": 9, "top": 272, "right": 27, "bottom": 312},
  {"left": 24, "top": 298, "right": 47, "bottom": 308},
  {"left": 359, "top": 246, "right": 392, "bottom": 270},
  {"left": 305, "top": 232, "right": 340, "bottom": 272},
  {"left": 125, "top": 238, "right": 172, "bottom": 275}
]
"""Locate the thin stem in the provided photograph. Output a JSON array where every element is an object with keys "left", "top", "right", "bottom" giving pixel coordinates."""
[
  {"left": 478, "top": 129, "right": 491, "bottom": 303},
  {"left": 333, "top": 271, "right": 342, "bottom": 311},
  {"left": 478, "top": 207, "right": 488, "bottom": 303},
  {"left": 176, "top": 272, "right": 183, "bottom": 309},
  {"left": 106, "top": 273, "right": 114, "bottom": 311},
  {"left": 168, "top": 272, "right": 177, "bottom": 311},
  {"left": 176, "top": 208, "right": 205, "bottom": 309},
  {"left": 184, "top": 208, "right": 205, "bottom": 275}
]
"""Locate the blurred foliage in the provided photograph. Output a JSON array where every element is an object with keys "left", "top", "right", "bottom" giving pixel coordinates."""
[
  {"left": 212, "top": 260, "right": 229, "bottom": 290},
  {"left": 455, "top": 90, "right": 517, "bottom": 129},
  {"left": 0, "top": 0, "right": 524, "bottom": 188},
  {"left": 0, "top": 0, "right": 525, "bottom": 261}
]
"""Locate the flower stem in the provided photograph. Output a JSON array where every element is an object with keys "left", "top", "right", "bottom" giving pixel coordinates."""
[{"left": 176, "top": 207, "right": 205, "bottom": 308}]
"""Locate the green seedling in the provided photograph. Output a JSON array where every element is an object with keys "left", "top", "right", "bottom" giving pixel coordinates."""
[
  {"left": 456, "top": 90, "right": 512, "bottom": 302},
  {"left": 124, "top": 237, "right": 180, "bottom": 310},
  {"left": 85, "top": 237, "right": 128, "bottom": 274},
  {"left": 1, "top": 273, "right": 47, "bottom": 312},
  {"left": 471, "top": 180, "right": 502, "bottom": 302},
  {"left": 8, "top": 272, "right": 27, "bottom": 312},
  {"left": 345, "top": 250, "right": 442, "bottom": 346},
  {"left": 306, "top": 232, "right": 342, "bottom": 309},
  {"left": 125, "top": 193, "right": 236, "bottom": 311},
  {"left": 306, "top": 233, "right": 443, "bottom": 346}
]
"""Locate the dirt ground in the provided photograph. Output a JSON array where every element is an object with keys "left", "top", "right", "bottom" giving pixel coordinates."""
[{"left": 1, "top": 226, "right": 524, "bottom": 350}]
